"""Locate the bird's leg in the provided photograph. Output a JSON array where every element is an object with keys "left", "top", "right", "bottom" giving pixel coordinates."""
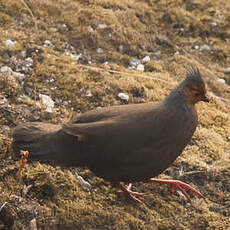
[
  {"left": 150, "top": 178, "right": 205, "bottom": 200},
  {"left": 118, "top": 182, "right": 146, "bottom": 203}
]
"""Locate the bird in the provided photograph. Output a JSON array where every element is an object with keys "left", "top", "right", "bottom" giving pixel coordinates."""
[{"left": 12, "top": 67, "right": 209, "bottom": 203}]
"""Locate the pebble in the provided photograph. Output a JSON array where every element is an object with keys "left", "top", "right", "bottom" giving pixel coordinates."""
[
  {"left": 118, "top": 45, "right": 124, "bottom": 54},
  {"left": 5, "top": 39, "right": 15, "bottom": 49},
  {"left": 129, "top": 58, "right": 140, "bottom": 69},
  {"left": 118, "top": 92, "right": 129, "bottom": 101},
  {"left": 25, "top": 57, "right": 33, "bottom": 67},
  {"left": 142, "top": 56, "right": 150, "bottom": 63},
  {"left": 136, "top": 63, "right": 145, "bottom": 71},
  {"left": 96, "top": 48, "right": 103, "bottom": 53},
  {"left": 217, "top": 78, "right": 226, "bottom": 84},
  {"left": 194, "top": 45, "right": 200, "bottom": 50},
  {"left": 87, "top": 26, "right": 94, "bottom": 32},
  {"left": 0, "top": 66, "right": 12, "bottom": 75},
  {"left": 154, "top": 50, "right": 162, "bottom": 58},
  {"left": 12, "top": 72, "right": 25, "bottom": 81},
  {"left": 0, "top": 65, "right": 25, "bottom": 81},
  {"left": 70, "top": 53, "right": 82, "bottom": 61},
  {"left": 39, "top": 94, "right": 55, "bottom": 113},
  {"left": 223, "top": 67, "right": 230, "bottom": 75},
  {"left": 210, "top": 22, "right": 217, "bottom": 26},
  {"left": 43, "top": 40, "right": 55, "bottom": 49},
  {"left": 200, "top": 44, "right": 211, "bottom": 52},
  {"left": 85, "top": 90, "right": 93, "bottom": 97},
  {"left": 77, "top": 176, "right": 91, "bottom": 191},
  {"left": 97, "top": 24, "right": 108, "bottom": 29}
]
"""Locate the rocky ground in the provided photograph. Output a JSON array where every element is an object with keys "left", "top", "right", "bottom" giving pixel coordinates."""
[{"left": 0, "top": 0, "right": 230, "bottom": 229}]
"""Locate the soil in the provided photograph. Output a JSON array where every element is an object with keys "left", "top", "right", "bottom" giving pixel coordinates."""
[{"left": 0, "top": 0, "right": 229, "bottom": 229}]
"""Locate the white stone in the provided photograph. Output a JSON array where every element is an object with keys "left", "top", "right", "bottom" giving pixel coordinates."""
[
  {"left": 77, "top": 176, "right": 91, "bottom": 191},
  {"left": 97, "top": 48, "right": 103, "bottom": 53},
  {"left": 136, "top": 64, "right": 145, "bottom": 71},
  {"left": 97, "top": 24, "right": 107, "bottom": 29},
  {"left": 210, "top": 22, "right": 217, "bottom": 26},
  {"left": 142, "top": 56, "right": 150, "bottom": 63},
  {"left": 0, "top": 66, "right": 12, "bottom": 75},
  {"left": 200, "top": 44, "right": 211, "bottom": 51},
  {"left": 70, "top": 53, "right": 82, "bottom": 61},
  {"left": 129, "top": 58, "right": 140, "bottom": 68},
  {"left": 118, "top": 45, "right": 124, "bottom": 54},
  {"left": 86, "top": 90, "right": 93, "bottom": 97},
  {"left": 223, "top": 67, "right": 230, "bottom": 75},
  {"left": 87, "top": 26, "right": 94, "bottom": 32},
  {"left": 217, "top": 78, "right": 226, "bottom": 84},
  {"left": 43, "top": 40, "right": 55, "bottom": 49},
  {"left": 194, "top": 45, "right": 200, "bottom": 50},
  {"left": 12, "top": 72, "right": 25, "bottom": 81},
  {"left": 25, "top": 57, "right": 33, "bottom": 67},
  {"left": 39, "top": 94, "right": 55, "bottom": 113},
  {"left": 118, "top": 92, "right": 129, "bottom": 101},
  {"left": 5, "top": 39, "right": 15, "bottom": 49}
]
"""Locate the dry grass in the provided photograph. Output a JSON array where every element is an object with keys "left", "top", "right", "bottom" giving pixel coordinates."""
[{"left": 0, "top": 0, "right": 230, "bottom": 229}]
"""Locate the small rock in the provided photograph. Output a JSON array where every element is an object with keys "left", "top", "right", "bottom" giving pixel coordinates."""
[
  {"left": 21, "top": 50, "right": 26, "bottom": 58},
  {"left": 43, "top": 40, "right": 55, "bottom": 49},
  {"left": 50, "top": 27, "right": 57, "bottom": 33},
  {"left": 97, "top": 24, "right": 108, "bottom": 29},
  {"left": 70, "top": 53, "right": 82, "bottom": 61},
  {"left": 29, "top": 218, "right": 37, "bottom": 230},
  {"left": 0, "top": 66, "right": 12, "bottom": 75},
  {"left": 62, "top": 24, "right": 67, "bottom": 29},
  {"left": 194, "top": 45, "right": 200, "bottom": 50},
  {"left": 12, "top": 72, "right": 25, "bottom": 81},
  {"left": 129, "top": 58, "right": 140, "bottom": 69},
  {"left": 25, "top": 57, "right": 33, "bottom": 67},
  {"left": 200, "top": 44, "right": 211, "bottom": 52},
  {"left": 97, "top": 48, "right": 103, "bottom": 53},
  {"left": 223, "top": 67, "right": 230, "bottom": 75},
  {"left": 154, "top": 50, "right": 162, "bottom": 58},
  {"left": 39, "top": 94, "right": 55, "bottom": 113},
  {"left": 227, "top": 136, "right": 230, "bottom": 142},
  {"left": 85, "top": 90, "right": 93, "bottom": 97},
  {"left": 210, "top": 22, "right": 217, "bottom": 26},
  {"left": 87, "top": 26, "right": 94, "bottom": 32},
  {"left": 217, "top": 78, "right": 226, "bottom": 84},
  {"left": 118, "top": 92, "right": 129, "bottom": 101},
  {"left": 5, "top": 39, "right": 15, "bottom": 49},
  {"left": 176, "top": 190, "right": 186, "bottom": 199},
  {"left": 77, "top": 176, "right": 91, "bottom": 191},
  {"left": 136, "top": 64, "right": 145, "bottom": 71},
  {"left": 142, "top": 56, "right": 150, "bottom": 63},
  {"left": 118, "top": 45, "right": 124, "bottom": 54},
  {"left": 24, "top": 87, "right": 33, "bottom": 96}
]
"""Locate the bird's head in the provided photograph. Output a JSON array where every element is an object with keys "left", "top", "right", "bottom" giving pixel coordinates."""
[{"left": 178, "top": 68, "right": 209, "bottom": 105}]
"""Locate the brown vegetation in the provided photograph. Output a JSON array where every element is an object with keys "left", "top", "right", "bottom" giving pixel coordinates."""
[{"left": 0, "top": 0, "right": 229, "bottom": 229}]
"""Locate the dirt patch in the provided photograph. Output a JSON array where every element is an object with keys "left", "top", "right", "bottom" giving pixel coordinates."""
[{"left": 0, "top": 0, "right": 229, "bottom": 229}]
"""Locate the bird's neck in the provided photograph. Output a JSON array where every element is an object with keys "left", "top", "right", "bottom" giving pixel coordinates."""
[{"left": 163, "top": 90, "right": 186, "bottom": 106}]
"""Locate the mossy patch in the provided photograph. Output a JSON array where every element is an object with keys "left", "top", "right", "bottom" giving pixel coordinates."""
[{"left": 0, "top": 0, "right": 230, "bottom": 229}]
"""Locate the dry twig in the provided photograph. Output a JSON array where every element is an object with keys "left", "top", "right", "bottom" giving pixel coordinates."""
[{"left": 17, "top": 150, "right": 29, "bottom": 178}]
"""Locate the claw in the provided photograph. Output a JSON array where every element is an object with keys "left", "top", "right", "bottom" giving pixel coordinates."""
[
  {"left": 118, "top": 183, "right": 146, "bottom": 203},
  {"left": 150, "top": 178, "right": 205, "bottom": 200}
]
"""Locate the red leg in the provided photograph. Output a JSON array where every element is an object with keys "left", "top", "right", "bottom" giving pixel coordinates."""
[
  {"left": 150, "top": 178, "right": 205, "bottom": 200},
  {"left": 118, "top": 182, "right": 146, "bottom": 203}
]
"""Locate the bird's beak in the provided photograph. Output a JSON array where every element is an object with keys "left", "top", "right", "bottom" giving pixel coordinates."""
[{"left": 201, "top": 95, "right": 209, "bottom": 102}]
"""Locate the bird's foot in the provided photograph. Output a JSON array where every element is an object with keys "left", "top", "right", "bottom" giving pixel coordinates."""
[
  {"left": 118, "top": 183, "right": 145, "bottom": 203},
  {"left": 150, "top": 178, "right": 205, "bottom": 200}
]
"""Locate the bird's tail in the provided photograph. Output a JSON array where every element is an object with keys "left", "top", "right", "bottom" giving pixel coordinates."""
[{"left": 12, "top": 122, "right": 81, "bottom": 166}]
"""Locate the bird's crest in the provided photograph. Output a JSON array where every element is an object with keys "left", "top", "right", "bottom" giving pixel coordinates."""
[{"left": 185, "top": 67, "right": 204, "bottom": 86}]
